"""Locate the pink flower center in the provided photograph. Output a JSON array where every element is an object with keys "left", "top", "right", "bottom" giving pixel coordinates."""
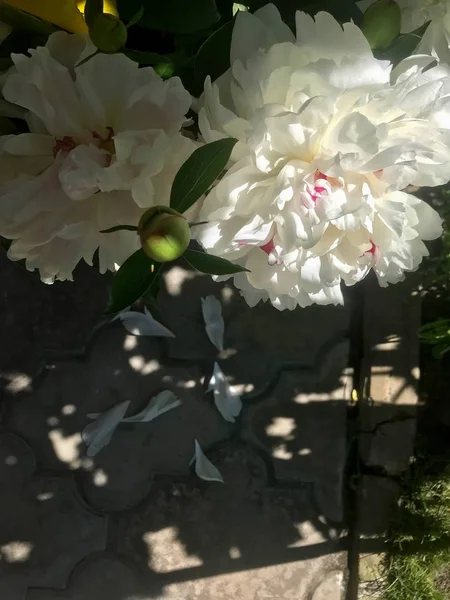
[
  {"left": 52, "top": 127, "right": 115, "bottom": 159},
  {"left": 53, "top": 136, "right": 76, "bottom": 158},
  {"left": 308, "top": 171, "right": 328, "bottom": 204}
]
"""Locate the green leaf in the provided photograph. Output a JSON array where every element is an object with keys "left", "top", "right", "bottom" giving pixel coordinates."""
[
  {"left": 0, "top": 4, "right": 57, "bottom": 35},
  {"left": 123, "top": 49, "right": 183, "bottom": 77},
  {"left": 106, "top": 249, "right": 161, "bottom": 314},
  {"left": 124, "top": 48, "right": 175, "bottom": 64},
  {"left": 170, "top": 138, "right": 237, "bottom": 214},
  {"left": 100, "top": 224, "right": 138, "bottom": 233},
  {"left": 376, "top": 33, "right": 421, "bottom": 65},
  {"left": 117, "top": 0, "right": 220, "bottom": 34},
  {"left": 376, "top": 22, "right": 429, "bottom": 65},
  {"left": 84, "top": 0, "right": 103, "bottom": 28},
  {"left": 154, "top": 62, "right": 176, "bottom": 78},
  {"left": 184, "top": 249, "right": 249, "bottom": 275},
  {"left": 126, "top": 5, "right": 144, "bottom": 29},
  {"left": 194, "top": 19, "right": 233, "bottom": 94}
]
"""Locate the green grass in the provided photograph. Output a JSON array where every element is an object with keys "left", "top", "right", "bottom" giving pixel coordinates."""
[{"left": 383, "top": 459, "right": 450, "bottom": 600}]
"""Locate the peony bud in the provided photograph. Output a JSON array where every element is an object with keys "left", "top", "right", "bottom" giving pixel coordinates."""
[
  {"left": 361, "top": 0, "right": 401, "bottom": 50},
  {"left": 138, "top": 206, "right": 191, "bottom": 263},
  {"left": 89, "top": 13, "right": 127, "bottom": 54}
]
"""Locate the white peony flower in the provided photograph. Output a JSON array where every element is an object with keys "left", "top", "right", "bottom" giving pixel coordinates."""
[
  {"left": 358, "top": 0, "right": 450, "bottom": 65},
  {"left": 196, "top": 5, "right": 446, "bottom": 310},
  {"left": 0, "top": 31, "right": 196, "bottom": 282}
]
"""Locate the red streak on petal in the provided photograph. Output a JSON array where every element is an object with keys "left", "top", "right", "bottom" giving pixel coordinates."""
[
  {"left": 364, "top": 241, "right": 378, "bottom": 256},
  {"left": 260, "top": 238, "right": 275, "bottom": 255},
  {"left": 375, "top": 169, "right": 383, "bottom": 178}
]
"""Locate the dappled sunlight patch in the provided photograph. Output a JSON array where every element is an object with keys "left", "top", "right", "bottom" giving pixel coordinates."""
[
  {"left": 298, "top": 448, "right": 312, "bottom": 456},
  {"left": 221, "top": 286, "right": 235, "bottom": 304},
  {"left": 165, "top": 266, "right": 196, "bottom": 296},
  {"left": 294, "top": 392, "right": 331, "bottom": 404},
  {"left": 4, "top": 373, "right": 32, "bottom": 394},
  {"left": 226, "top": 379, "right": 254, "bottom": 395},
  {"left": 1, "top": 541, "right": 33, "bottom": 563},
  {"left": 124, "top": 335, "right": 138, "bottom": 351},
  {"left": 36, "top": 491, "right": 54, "bottom": 501},
  {"left": 93, "top": 468, "right": 108, "bottom": 487},
  {"left": 273, "top": 446, "right": 293, "bottom": 460},
  {"left": 288, "top": 521, "right": 322, "bottom": 547},
  {"left": 48, "top": 429, "right": 82, "bottom": 468},
  {"left": 4, "top": 454, "right": 18, "bottom": 466},
  {"left": 143, "top": 527, "right": 203, "bottom": 572},
  {"left": 128, "top": 355, "right": 160, "bottom": 375},
  {"left": 266, "top": 417, "right": 296, "bottom": 439},
  {"left": 179, "top": 379, "right": 196, "bottom": 389}
]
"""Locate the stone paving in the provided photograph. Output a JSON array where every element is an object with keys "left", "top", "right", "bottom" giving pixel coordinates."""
[{"left": 0, "top": 252, "right": 420, "bottom": 600}]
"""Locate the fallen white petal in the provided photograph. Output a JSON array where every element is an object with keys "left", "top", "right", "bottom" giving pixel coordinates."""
[
  {"left": 122, "top": 390, "right": 181, "bottom": 423},
  {"left": 208, "top": 362, "right": 242, "bottom": 423},
  {"left": 114, "top": 308, "right": 175, "bottom": 338},
  {"left": 201, "top": 295, "right": 224, "bottom": 351},
  {"left": 81, "top": 400, "right": 130, "bottom": 457},
  {"left": 192, "top": 439, "right": 224, "bottom": 483}
]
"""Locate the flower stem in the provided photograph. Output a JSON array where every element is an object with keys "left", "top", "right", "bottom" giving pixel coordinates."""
[
  {"left": 75, "top": 49, "right": 101, "bottom": 68},
  {"left": 100, "top": 225, "right": 138, "bottom": 234}
]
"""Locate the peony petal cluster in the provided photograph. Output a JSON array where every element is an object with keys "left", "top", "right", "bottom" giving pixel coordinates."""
[
  {"left": 196, "top": 5, "right": 447, "bottom": 310},
  {"left": 359, "top": 0, "right": 450, "bottom": 65},
  {"left": 0, "top": 32, "right": 195, "bottom": 282}
]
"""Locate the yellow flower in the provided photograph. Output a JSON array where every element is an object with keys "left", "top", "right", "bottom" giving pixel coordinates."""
[{"left": 3, "top": 0, "right": 118, "bottom": 34}]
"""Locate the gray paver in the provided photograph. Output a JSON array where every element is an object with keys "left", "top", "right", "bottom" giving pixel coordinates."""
[
  {"left": 113, "top": 441, "right": 346, "bottom": 600},
  {"left": 245, "top": 342, "right": 351, "bottom": 522},
  {"left": 359, "top": 277, "right": 419, "bottom": 475},
  {"left": 160, "top": 265, "right": 350, "bottom": 394},
  {"left": 0, "top": 260, "right": 417, "bottom": 600},
  {"left": 0, "top": 434, "right": 106, "bottom": 591}
]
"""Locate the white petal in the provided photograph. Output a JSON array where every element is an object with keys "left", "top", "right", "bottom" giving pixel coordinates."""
[
  {"left": 81, "top": 400, "right": 130, "bottom": 457},
  {"left": 122, "top": 390, "right": 181, "bottom": 423},
  {"left": 231, "top": 5, "right": 293, "bottom": 66},
  {"left": 410, "top": 197, "right": 443, "bottom": 241},
  {"left": 208, "top": 362, "right": 242, "bottom": 423},
  {"left": 192, "top": 440, "right": 224, "bottom": 483},
  {"left": 115, "top": 308, "right": 175, "bottom": 338},
  {"left": 201, "top": 295, "right": 225, "bottom": 351}
]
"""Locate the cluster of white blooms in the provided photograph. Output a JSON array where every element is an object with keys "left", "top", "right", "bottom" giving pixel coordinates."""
[
  {"left": 0, "top": 4, "right": 449, "bottom": 309},
  {"left": 196, "top": 5, "right": 447, "bottom": 309},
  {"left": 0, "top": 32, "right": 195, "bottom": 282}
]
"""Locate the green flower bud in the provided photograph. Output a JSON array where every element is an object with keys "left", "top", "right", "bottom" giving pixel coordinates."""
[
  {"left": 361, "top": 0, "right": 401, "bottom": 50},
  {"left": 90, "top": 13, "right": 127, "bottom": 54},
  {"left": 138, "top": 206, "right": 191, "bottom": 263}
]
